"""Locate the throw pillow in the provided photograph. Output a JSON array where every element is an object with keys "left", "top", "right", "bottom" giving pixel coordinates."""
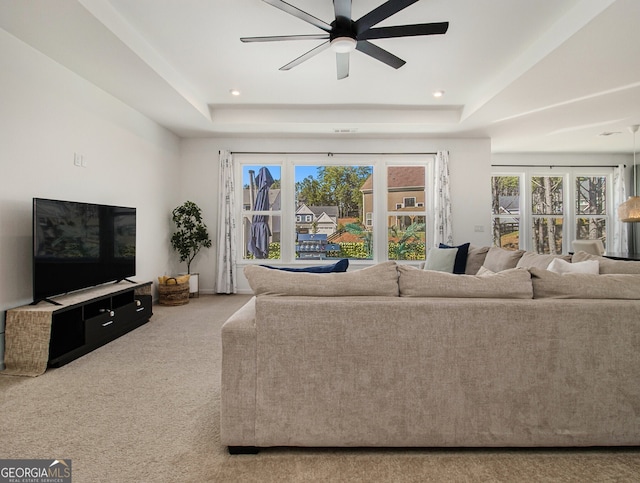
[
  {"left": 424, "top": 247, "right": 458, "bottom": 273},
  {"left": 476, "top": 266, "right": 495, "bottom": 276},
  {"left": 516, "top": 252, "right": 571, "bottom": 270},
  {"left": 262, "top": 258, "right": 348, "bottom": 273},
  {"left": 572, "top": 251, "right": 640, "bottom": 274},
  {"left": 439, "top": 242, "right": 470, "bottom": 274},
  {"left": 398, "top": 265, "right": 533, "bottom": 299},
  {"left": 483, "top": 247, "right": 525, "bottom": 272},
  {"left": 465, "top": 245, "right": 490, "bottom": 274},
  {"left": 547, "top": 258, "right": 599, "bottom": 275},
  {"left": 244, "top": 261, "right": 399, "bottom": 297},
  {"left": 530, "top": 266, "right": 640, "bottom": 299}
]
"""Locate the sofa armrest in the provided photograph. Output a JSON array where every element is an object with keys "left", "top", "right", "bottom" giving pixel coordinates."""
[{"left": 220, "top": 297, "right": 257, "bottom": 447}]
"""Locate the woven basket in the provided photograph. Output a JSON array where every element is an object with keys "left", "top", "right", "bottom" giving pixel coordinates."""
[{"left": 158, "top": 277, "right": 190, "bottom": 306}]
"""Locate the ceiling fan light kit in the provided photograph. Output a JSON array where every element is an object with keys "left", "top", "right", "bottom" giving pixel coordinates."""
[
  {"left": 331, "top": 36, "right": 357, "bottom": 53},
  {"left": 241, "top": 0, "right": 449, "bottom": 79}
]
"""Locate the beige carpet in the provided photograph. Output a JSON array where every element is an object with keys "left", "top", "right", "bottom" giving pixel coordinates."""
[{"left": 1, "top": 295, "right": 638, "bottom": 482}]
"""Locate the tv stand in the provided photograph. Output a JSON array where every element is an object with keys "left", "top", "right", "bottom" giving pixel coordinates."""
[{"left": 3, "top": 281, "right": 152, "bottom": 376}]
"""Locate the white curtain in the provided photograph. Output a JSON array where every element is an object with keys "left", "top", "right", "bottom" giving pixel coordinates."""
[
  {"left": 433, "top": 151, "right": 453, "bottom": 246},
  {"left": 611, "top": 163, "right": 628, "bottom": 253},
  {"left": 216, "top": 150, "right": 237, "bottom": 294}
]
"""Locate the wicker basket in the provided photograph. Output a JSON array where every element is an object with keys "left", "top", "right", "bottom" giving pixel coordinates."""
[{"left": 158, "top": 277, "right": 190, "bottom": 306}]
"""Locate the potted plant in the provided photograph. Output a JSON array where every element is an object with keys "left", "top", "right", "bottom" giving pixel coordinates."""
[{"left": 170, "top": 200, "right": 212, "bottom": 297}]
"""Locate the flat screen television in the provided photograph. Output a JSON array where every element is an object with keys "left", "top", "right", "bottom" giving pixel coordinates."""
[{"left": 33, "top": 198, "right": 136, "bottom": 303}]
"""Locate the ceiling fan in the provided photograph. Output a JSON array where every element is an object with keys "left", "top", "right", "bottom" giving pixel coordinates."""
[{"left": 240, "top": 0, "right": 449, "bottom": 79}]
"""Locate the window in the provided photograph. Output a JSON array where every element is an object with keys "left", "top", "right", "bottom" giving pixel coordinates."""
[
  {"left": 491, "top": 167, "right": 612, "bottom": 253},
  {"left": 491, "top": 175, "right": 521, "bottom": 249},
  {"left": 241, "top": 164, "right": 282, "bottom": 260},
  {"left": 387, "top": 166, "right": 427, "bottom": 260},
  {"left": 531, "top": 175, "right": 564, "bottom": 254},
  {"left": 576, "top": 176, "right": 607, "bottom": 242},
  {"left": 237, "top": 154, "right": 434, "bottom": 263},
  {"left": 365, "top": 212, "right": 373, "bottom": 226}
]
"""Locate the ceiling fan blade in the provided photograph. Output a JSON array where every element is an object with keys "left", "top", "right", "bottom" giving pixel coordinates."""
[
  {"left": 359, "top": 22, "right": 449, "bottom": 40},
  {"left": 280, "top": 41, "right": 331, "bottom": 70},
  {"left": 333, "top": 0, "right": 352, "bottom": 21},
  {"left": 241, "top": 33, "right": 330, "bottom": 43},
  {"left": 355, "top": 0, "right": 420, "bottom": 35},
  {"left": 336, "top": 52, "right": 350, "bottom": 79},
  {"left": 263, "top": 0, "right": 331, "bottom": 32},
  {"left": 356, "top": 40, "right": 405, "bottom": 69}
]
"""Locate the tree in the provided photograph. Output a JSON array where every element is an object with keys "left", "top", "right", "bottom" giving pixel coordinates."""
[{"left": 295, "top": 166, "right": 372, "bottom": 218}]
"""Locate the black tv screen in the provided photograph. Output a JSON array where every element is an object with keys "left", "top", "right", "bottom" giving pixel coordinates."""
[{"left": 33, "top": 198, "right": 136, "bottom": 302}]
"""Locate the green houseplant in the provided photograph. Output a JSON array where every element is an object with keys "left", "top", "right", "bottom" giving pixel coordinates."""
[{"left": 170, "top": 201, "right": 212, "bottom": 296}]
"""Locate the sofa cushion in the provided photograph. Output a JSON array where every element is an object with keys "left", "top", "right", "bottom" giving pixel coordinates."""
[
  {"left": 530, "top": 266, "right": 640, "bottom": 299},
  {"left": 398, "top": 265, "right": 533, "bottom": 299},
  {"left": 572, "top": 251, "right": 640, "bottom": 274},
  {"left": 439, "top": 242, "right": 470, "bottom": 274},
  {"left": 244, "top": 261, "right": 399, "bottom": 297},
  {"left": 547, "top": 258, "right": 599, "bottom": 274},
  {"left": 424, "top": 247, "right": 458, "bottom": 273},
  {"left": 465, "top": 245, "right": 490, "bottom": 274},
  {"left": 516, "top": 251, "right": 571, "bottom": 270},
  {"left": 482, "top": 247, "right": 525, "bottom": 272},
  {"left": 262, "top": 259, "right": 348, "bottom": 273}
]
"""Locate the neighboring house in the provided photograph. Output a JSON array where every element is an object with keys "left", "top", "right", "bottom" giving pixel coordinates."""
[
  {"left": 360, "top": 166, "right": 426, "bottom": 229},
  {"left": 295, "top": 204, "right": 338, "bottom": 235},
  {"left": 243, "top": 188, "right": 282, "bottom": 242},
  {"left": 498, "top": 195, "right": 520, "bottom": 214}
]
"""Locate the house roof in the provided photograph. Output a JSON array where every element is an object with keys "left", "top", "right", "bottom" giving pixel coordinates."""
[
  {"left": 297, "top": 204, "right": 339, "bottom": 218},
  {"left": 315, "top": 212, "right": 336, "bottom": 225},
  {"left": 2, "top": 1, "right": 639, "bottom": 153},
  {"left": 360, "top": 166, "right": 425, "bottom": 192},
  {"left": 243, "top": 188, "right": 281, "bottom": 209}
]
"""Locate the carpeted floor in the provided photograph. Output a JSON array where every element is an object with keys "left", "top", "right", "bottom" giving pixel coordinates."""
[{"left": 1, "top": 294, "right": 638, "bottom": 482}]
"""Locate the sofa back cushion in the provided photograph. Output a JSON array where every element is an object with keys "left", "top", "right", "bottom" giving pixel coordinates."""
[
  {"left": 482, "top": 247, "right": 525, "bottom": 272},
  {"left": 530, "top": 266, "right": 640, "bottom": 299},
  {"left": 397, "top": 265, "right": 533, "bottom": 299},
  {"left": 244, "top": 261, "right": 399, "bottom": 297},
  {"left": 572, "top": 251, "right": 640, "bottom": 274}
]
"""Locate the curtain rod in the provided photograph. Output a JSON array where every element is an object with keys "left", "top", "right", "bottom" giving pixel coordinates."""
[
  {"left": 491, "top": 164, "right": 624, "bottom": 168},
  {"left": 227, "top": 151, "right": 437, "bottom": 156}
]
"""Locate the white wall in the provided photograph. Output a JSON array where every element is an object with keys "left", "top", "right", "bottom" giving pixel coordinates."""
[
  {"left": 180, "top": 136, "right": 493, "bottom": 294},
  {"left": 0, "top": 30, "right": 182, "bottom": 367}
]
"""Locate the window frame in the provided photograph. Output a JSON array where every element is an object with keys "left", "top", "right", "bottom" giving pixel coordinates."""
[
  {"left": 491, "top": 167, "right": 613, "bottom": 253},
  {"left": 236, "top": 154, "right": 434, "bottom": 265}
]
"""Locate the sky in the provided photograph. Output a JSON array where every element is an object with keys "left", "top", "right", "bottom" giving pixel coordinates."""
[{"left": 242, "top": 165, "right": 320, "bottom": 185}]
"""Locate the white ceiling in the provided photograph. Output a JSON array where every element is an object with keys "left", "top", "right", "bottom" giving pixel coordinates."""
[{"left": 1, "top": 0, "right": 640, "bottom": 152}]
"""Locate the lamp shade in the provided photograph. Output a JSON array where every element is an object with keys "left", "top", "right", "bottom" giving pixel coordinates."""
[{"left": 618, "top": 195, "right": 640, "bottom": 222}]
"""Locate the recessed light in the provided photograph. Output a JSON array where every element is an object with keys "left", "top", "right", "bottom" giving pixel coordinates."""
[
  {"left": 433, "top": 90, "right": 445, "bottom": 98},
  {"left": 229, "top": 89, "right": 241, "bottom": 96}
]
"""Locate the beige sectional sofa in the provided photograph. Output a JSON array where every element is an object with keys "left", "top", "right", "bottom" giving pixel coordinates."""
[{"left": 220, "top": 248, "right": 640, "bottom": 453}]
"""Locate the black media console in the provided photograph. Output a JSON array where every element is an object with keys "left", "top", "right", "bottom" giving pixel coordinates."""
[{"left": 4, "top": 281, "right": 152, "bottom": 373}]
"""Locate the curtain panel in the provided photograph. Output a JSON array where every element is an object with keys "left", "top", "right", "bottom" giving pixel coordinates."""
[
  {"left": 433, "top": 151, "right": 453, "bottom": 246},
  {"left": 612, "top": 163, "right": 628, "bottom": 253},
  {"left": 216, "top": 150, "right": 237, "bottom": 294}
]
